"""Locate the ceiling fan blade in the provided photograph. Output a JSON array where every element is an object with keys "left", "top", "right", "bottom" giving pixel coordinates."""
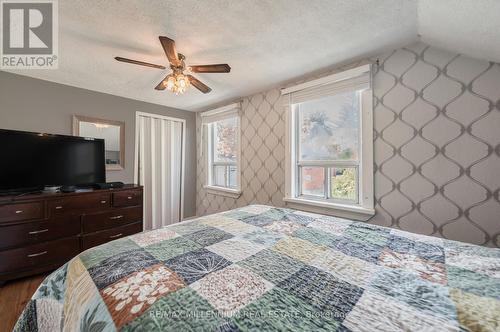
[
  {"left": 159, "top": 36, "right": 180, "bottom": 66},
  {"left": 189, "top": 64, "right": 231, "bottom": 73},
  {"left": 188, "top": 75, "right": 212, "bottom": 93},
  {"left": 114, "top": 57, "right": 166, "bottom": 69},
  {"left": 154, "top": 75, "right": 169, "bottom": 90}
]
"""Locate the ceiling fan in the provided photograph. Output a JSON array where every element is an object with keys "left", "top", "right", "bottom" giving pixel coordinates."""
[{"left": 115, "top": 36, "right": 231, "bottom": 94}]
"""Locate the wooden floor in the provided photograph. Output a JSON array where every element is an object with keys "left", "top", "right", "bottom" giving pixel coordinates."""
[{"left": 0, "top": 274, "right": 47, "bottom": 332}]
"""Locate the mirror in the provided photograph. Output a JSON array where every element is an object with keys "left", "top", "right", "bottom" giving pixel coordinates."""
[{"left": 73, "top": 115, "right": 125, "bottom": 171}]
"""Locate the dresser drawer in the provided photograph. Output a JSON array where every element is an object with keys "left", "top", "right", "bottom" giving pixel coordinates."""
[
  {"left": 82, "top": 207, "right": 142, "bottom": 233},
  {"left": 49, "top": 193, "right": 110, "bottom": 215},
  {"left": 81, "top": 221, "right": 142, "bottom": 250},
  {"left": 0, "top": 215, "right": 80, "bottom": 250},
  {"left": 112, "top": 190, "right": 142, "bottom": 207},
  {"left": 0, "top": 236, "right": 80, "bottom": 273},
  {"left": 0, "top": 201, "right": 43, "bottom": 224}
]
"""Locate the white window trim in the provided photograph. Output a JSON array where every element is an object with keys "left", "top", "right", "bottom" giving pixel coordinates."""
[
  {"left": 201, "top": 103, "right": 242, "bottom": 198},
  {"left": 283, "top": 64, "right": 374, "bottom": 221}
]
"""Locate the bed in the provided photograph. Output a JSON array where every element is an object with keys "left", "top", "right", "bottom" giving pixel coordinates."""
[{"left": 14, "top": 205, "right": 500, "bottom": 331}]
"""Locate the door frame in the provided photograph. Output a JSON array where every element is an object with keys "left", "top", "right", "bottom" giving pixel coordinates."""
[{"left": 134, "top": 111, "right": 187, "bottom": 221}]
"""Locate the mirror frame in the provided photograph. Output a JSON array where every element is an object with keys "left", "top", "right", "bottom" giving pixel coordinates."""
[{"left": 72, "top": 115, "right": 125, "bottom": 171}]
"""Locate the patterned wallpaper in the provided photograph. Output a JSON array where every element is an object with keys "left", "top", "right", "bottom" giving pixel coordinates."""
[{"left": 196, "top": 42, "right": 500, "bottom": 247}]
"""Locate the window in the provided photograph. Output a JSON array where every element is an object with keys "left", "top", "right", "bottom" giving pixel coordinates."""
[
  {"left": 283, "top": 65, "right": 374, "bottom": 219},
  {"left": 202, "top": 103, "right": 241, "bottom": 197}
]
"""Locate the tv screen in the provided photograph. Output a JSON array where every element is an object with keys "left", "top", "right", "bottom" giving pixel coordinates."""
[{"left": 0, "top": 129, "right": 106, "bottom": 191}]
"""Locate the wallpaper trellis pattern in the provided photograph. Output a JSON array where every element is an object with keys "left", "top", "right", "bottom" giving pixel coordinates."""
[{"left": 196, "top": 42, "right": 500, "bottom": 247}]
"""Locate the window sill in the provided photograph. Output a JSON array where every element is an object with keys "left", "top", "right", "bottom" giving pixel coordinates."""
[
  {"left": 283, "top": 197, "right": 375, "bottom": 221},
  {"left": 204, "top": 185, "right": 242, "bottom": 199}
]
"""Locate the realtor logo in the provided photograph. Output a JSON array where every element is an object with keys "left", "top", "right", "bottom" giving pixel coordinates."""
[{"left": 1, "top": 0, "right": 58, "bottom": 69}]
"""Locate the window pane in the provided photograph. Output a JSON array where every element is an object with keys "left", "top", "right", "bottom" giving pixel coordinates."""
[
  {"left": 213, "top": 117, "right": 238, "bottom": 163},
  {"left": 213, "top": 165, "right": 226, "bottom": 186},
  {"left": 298, "top": 90, "right": 359, "bottom": 161},
  {"left": 330, "top": 168, "right": 357, "bottom": 201},
  {"left": 228, "top": 165, "right": 237, "bottom": 188},
  {"left": 300, "top": 167, "right": 325, "bottom": 197}
]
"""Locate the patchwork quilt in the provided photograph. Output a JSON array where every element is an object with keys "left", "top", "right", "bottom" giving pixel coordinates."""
[{"left": 15, "top": 205, "right": 500, "bottom": 332}]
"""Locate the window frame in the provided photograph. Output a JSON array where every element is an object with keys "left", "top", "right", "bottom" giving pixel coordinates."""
[
  {"left": 283, "top": 65, "right": 374, "bottom": 220},
  {"left": 202, "top": 103, "right": 242, "bottom": 198}
]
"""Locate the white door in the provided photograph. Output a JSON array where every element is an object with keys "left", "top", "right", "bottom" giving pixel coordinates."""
[{"left": 135, "top": 112, "right": 185, "bottom": 230}]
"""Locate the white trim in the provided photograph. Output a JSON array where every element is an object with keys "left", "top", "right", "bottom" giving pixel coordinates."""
[
  {"left": 283, "top": 65, "right": 374, "bottom": 219},
  {"left": 204, "top": 185, "right": 242, "bottom": 198},
  {"left": 283, "top": 197, "right": 375, "bottom": 221},
  {"left": 200, "top": 102, "right": 241, "bottom": 118},
  {"left": 134, "top": 111, "right": 186, "bottom": 221},
  {"left": 204, "top": 105, "right": 242, "bottom": 193},
  {"left": 281, "top": 64, "right": 371, "bottom": 95}
]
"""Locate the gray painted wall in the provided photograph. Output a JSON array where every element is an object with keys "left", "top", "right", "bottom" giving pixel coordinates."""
[
  {"left": 0, "top": 71, "right": 196, "bottom": 218},
  {"left": 196, "top": 42, "right": 500, "bottom": 247}
]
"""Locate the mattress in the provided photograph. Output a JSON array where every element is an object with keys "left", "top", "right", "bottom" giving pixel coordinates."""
[{"left": 14, "top": 205, "right": 500, "bottom": 331}]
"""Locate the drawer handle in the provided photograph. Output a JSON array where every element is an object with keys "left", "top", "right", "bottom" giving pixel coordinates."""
[
  {"left": 109, "top": 233, "right": 123, "bottom": 239},
  {"left": 127, "top": 196, "right": 133, "bottom": 200},
  {"left": 28, "top": 229, "right": 49, "bottom": 235},
  {"left": 55, "top": 206, "right": 63, "bottom": 210},
  {"left": 109, "top": 215, "right": 124, "bottom": 220},
  {"left": 15, "top": 210, "right": 23, "bottom": 214},
  {"left": 27, "top": 251, "right": 47, "bottom": 258},
  {"left": 101, "top": 200, "right": 107, "bottom": 204}
]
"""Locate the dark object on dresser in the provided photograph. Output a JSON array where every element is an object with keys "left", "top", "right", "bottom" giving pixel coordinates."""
[
  {"left": 94, "top": 181, "right": 125, "bottom": 190},
  {"left": 0, "top": 184, "right": 143, "bottom": 285}
]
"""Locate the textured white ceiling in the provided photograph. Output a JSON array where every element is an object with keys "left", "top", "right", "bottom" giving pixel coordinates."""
[
  {"left": 2, "top": 0, "right": 498, "bottom": 111},
  {"left": 418, "top": 0, "right": 500, "bottom": 64}
]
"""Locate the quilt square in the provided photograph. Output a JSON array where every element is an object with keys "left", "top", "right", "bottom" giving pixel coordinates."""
[
  {"left": 260, "top": 208, "right": 290, "bottom": 221},
  {"left": 222, "top": 210, "right": 255, "bottom": 221},
  {"left": 343, "top": 291, "right": 458, "bottom": 332},
  {"left": 293, "top": 227, "right": 341, "bottom": 248},
  {"left": 239, "top": 248, "right": 306, "bottom": 284},
  {"left": 241, "top": 215, "right": 275, "bottom": 227},
  {"left": 88, "top": 249, "right": 160, "bottom": 289},
  {"left": 122, "top": 287, "right": 223, "bottom": 331},
  {"left": 202, "top": 217, "right": 259, "bottom": 236},
  {"left": 130, "top": 228, "right": 179, "bottom": 247},
  {"left": 283, "top": 211, "right": 318, "bottom": 225},
  {"left": 240, "top": 229, "right": 283, "bottom": 247},
  {"left": 185, "top": 227, "right": 234, "bottom": 247},
  {"left": 144, "top": 236, "right": 201, "bottom": 261},
  {"left": 307, "top": 218, "right": 351, "bottom": 236},
  {"left": 168, "top": 220, "right": 210, "bottom": 235},
  {"left": 190, "top": 265, "right": 273, "bottom": 317},
  {"left": 331, "top": 237, "right": 383, "bottom": 264},
  {"left": 311, "top": 248, "right": 379, "bottom": 288},
  {"left": 278, "top": 265, "right": 364, "bottom": 320},
  {"left": 273, "top": 237, "right": 328, "bottom": 264},
  {"left": 446, "top": 265, "right": 500, "bottom": 300},
  {"left": 379, "top": 248, "right": 447, "bottom": 285},
  {"left": 101, "top": 264, "right": 185, "bottom": 329},
  {"left": 238, "top": 205, "right": 272, "bottom": 214},
  {"left": 445, "top": 252, "right": 500, "bottom": 279},
  {"left": 450, "top": 288, "right": 500, "bottom": 332},
  {"left": 79, "top": 238, "right": 140, "bottom": 269},
  {"left": 263, "top": 220, "right": 304, "bottom": 236},
  {"left": 388, "top": 235, "right": 445, "bottom": 263},
  {"left": 165, "top": 248, "right": 232, "bottom": 284},
  {"left": 232, "top": 287, "right": 339, "bottom": 331},
  {"left": 369, "top": 268, "right": 457, "bottom": 321},
  {"left": 207, "top": 238, "right": 266, "bottom": 262},
  {"left": 343, "top": 224, "right": 391, "bottom": 247}
]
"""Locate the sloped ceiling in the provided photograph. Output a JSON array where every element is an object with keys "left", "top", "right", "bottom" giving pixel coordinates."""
[{"left": 2, "top": 0, "right": 498, "bottom": 111}]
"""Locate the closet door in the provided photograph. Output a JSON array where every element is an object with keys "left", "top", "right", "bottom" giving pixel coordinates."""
[{"left": 136, "top": 113, "right": 184, "bottom": 230}]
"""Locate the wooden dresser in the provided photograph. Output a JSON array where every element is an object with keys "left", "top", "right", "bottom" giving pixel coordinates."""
[{"left": 0, "top": 184, "right": 143, "bottom": 285}]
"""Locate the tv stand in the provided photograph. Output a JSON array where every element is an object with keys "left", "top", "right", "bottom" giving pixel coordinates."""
[{"left": 0, "top": 184, "right": 143, "bottom": 284}]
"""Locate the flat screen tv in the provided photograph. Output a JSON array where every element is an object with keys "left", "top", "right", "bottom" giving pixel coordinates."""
[{"left": 0, "top": 129, "right": 106, "bottom": 193}]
